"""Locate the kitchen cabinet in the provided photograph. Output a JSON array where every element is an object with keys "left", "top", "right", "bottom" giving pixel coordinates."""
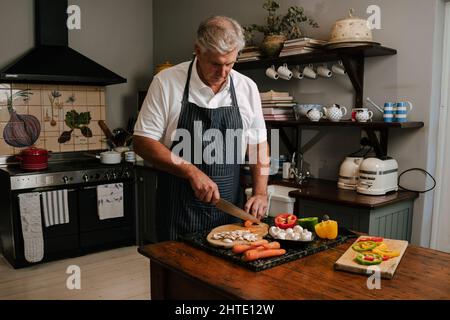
[
  {"left": 135, "top": 164, "right": 158, "bottom": 244},
  {"left": 138, "top": 241, "right": 450, "bottom": 300},
  {"left": 287, "top": 179, "right": 417, "bottom": 241}
]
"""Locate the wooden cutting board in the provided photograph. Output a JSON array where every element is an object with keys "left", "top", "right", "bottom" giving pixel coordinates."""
[
  {"left": 334, "top": 236, "right": 408, "bottom": 279},
  {"left": 206, "top": 223, "right": 269, "bottom": 249}
]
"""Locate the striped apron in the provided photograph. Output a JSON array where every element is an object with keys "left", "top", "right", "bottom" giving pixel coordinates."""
[{"left": 156, "top": 59, "right": 243, "bottom": 241}]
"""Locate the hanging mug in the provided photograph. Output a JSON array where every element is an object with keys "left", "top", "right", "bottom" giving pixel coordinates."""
[
  {"left": 331, "top": 61, "right": 346, "bottom": 76},
  {"left": 317, "top": 65, "right": 333, "bottom": 78},
  {"left": 265, "top": 65, "right": 279, "bottom": 80},
  {"left": 292, "top": 65, "right": 304, "bottom": 79},
  {"left": 277, "top": 63, "right": 292, "bottom": 80},
  {"left": 303, "top": 64, "right": 317, "bottom": 79}
]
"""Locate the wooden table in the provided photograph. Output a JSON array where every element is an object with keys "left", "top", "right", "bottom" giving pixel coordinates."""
[{"left": 138, "top": 240, "right": 450, "bottom": 300}]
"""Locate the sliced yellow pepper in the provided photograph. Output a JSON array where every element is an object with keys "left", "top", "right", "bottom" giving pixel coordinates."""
[
  {"left": 372, "top": 243, "right": 400, "bottom": 258},
  {"left": 314, "top": 220, "right": 338, "bottom": 240}
]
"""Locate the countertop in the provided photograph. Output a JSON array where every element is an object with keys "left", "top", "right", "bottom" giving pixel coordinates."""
[
  {"left": 271, "top": 179, "right": 419, "bottom": 209},
  {"left": 138, "top": 240, "right": 450, "bottom": 300}
]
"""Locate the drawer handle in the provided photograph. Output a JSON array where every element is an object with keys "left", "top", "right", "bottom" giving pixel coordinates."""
[{"left": 83, "top": 186, "right": 98, "bottom": 190}]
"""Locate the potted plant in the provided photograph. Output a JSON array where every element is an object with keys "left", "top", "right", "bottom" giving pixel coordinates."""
[{"left": 246, "top": 0, "right": 319, "bottom": 57}]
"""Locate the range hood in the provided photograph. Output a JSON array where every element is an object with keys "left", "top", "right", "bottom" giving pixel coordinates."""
[{"left": 0, "top": 0, "right": 126, "bottom": 86}]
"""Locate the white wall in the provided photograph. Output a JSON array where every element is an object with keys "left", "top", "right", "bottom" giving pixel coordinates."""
[{"left": 153, "top": 0, "right": 443, "bottom": 246}]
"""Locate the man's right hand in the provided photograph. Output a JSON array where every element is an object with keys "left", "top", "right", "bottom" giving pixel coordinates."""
[{"left": 187, "top": 167, "right": 220, "bottom": 205}]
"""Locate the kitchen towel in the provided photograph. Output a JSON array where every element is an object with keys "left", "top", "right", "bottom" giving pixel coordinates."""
[
  {"left": 18, "top": 193, "right": 44, "bottom": 263},
  {"left": 96, "top": 183, "right": 124, "bottom": 220},
  {"left": 42, "top": 190, "right": 70, "bottom": 227}
]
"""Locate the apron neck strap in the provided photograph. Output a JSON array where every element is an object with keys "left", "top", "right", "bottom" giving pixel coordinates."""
[{"left": 182, "top": 57, "right": 239, "bottom": 108}]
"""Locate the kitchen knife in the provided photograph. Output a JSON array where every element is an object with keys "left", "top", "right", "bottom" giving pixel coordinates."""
[{"left": 216, "top": 198, "right": 260, "bottom": 224}]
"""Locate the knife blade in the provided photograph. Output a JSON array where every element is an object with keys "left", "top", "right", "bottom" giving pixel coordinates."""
[{"left": 216, "top": 198, "right": 260, "bottom": 224}]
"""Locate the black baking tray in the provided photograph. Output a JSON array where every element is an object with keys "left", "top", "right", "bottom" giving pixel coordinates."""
[{"left": 179, "top": 225, "right": 358, "bottom": 272}]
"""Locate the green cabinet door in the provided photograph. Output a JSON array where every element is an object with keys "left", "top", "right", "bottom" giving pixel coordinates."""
[
  {"left": 297, "top": 199, "right": 413, "bottom": 241},
  {"left": 135, "top": 167, "right": 158, "bottom": 244}
]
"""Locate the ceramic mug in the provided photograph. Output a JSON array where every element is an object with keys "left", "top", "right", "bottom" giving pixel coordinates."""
[
  {"left": 124, "top": 151, "right": 136, "bottom": 162},
  {"left": 277, "top": 63, "right": 292, "bottom": 80},
  {"left": 317, "top": 65, "right": 333, "bottom": 78},
  {"left": 306, "top": 108, "right": 324, "bottom": 122},
  {"left": 265, "top": 65, "right": 279, "bottom": 80},
  {"left": 292, "top": 65, "right": 304, "bottom": 79},
  {"left": 395, "top": 101, "right": 413, "bottom": 122},
  {"left": 355, "top": 108, "right": 374, "bottom": 122},
  {"left": 331, "top": 61, "right": 346, "bottom": 76},
  {"left": 303, "top": 64, "right": 317, "bottom": 79}
]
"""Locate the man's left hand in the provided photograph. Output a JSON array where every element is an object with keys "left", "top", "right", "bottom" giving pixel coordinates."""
[{"left": 244, "top": 194, "right": 268, "bottom": 220}]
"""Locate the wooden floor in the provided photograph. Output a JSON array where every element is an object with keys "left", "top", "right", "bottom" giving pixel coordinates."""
[{"left": 0, "top": 246, "right": 150, "bottom": 300}]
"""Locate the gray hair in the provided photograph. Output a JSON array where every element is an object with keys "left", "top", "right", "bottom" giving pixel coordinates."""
[{"left": 195, "top": 16, "right": 246, "bottom": 54}]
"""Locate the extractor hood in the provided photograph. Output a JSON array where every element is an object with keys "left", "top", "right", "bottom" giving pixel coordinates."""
[{"left": 0, "top": 0, "right": 126, "bottom": 86}]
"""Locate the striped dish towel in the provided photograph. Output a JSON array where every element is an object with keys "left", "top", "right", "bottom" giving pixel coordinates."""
[{"left": 42, "top": 190, "right": 70, "bottom": 227}]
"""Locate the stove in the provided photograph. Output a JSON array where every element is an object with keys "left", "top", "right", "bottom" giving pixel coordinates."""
[
  {"left": 0, "top": 151, "right": 136, "bottom": 268},
  {"left": 5, "top": 160, "right": 134, "bottom": 190}
]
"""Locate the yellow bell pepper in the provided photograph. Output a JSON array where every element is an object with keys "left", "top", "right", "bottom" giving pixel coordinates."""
[
  {"left": 372, "top": 243, "right": 400, "bottom": 258},
  {"left": 314, "top": 220, "right": 338, "bottom": 240}
]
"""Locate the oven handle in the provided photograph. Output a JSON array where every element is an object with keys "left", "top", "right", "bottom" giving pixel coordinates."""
[{"left": 15, "top": 188, "right": 77, "bottom": 196}]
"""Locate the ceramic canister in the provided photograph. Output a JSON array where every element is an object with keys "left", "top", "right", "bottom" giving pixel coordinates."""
[
  {"left": 383, "top": 102, "right": 396, "bottom": 123},
  {"left": 395, "top": 101, "right": 413, "bottom": 122}
]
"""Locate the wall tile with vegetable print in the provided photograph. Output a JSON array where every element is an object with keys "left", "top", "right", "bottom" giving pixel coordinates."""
[{"left": 0, "top": 83, "right": 107, "bottom": 155}]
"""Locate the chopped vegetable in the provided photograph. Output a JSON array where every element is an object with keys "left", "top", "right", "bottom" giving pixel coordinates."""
[
  {"left": 242, "top": 248, "right": 286, "bottom": 261},
  {"left": 372, "top": 243, "right": 400, "bottom": 259},
  {"left": 355, "top": 253, "right": 383, "bottom": 265},
  {"left": 357, "top": 237, "right": 384, "bottom": 243},
  {"left": 231, "top": 240, "right": 269, "bottom": 254},
  {"left": 352, "top": 241, "right": 378, "bottom": 252},
  {"left": 314, "top": 219, "right": 338, "bottom": 240},
  {"left": 244, "top": 220, "right": 254, "bottom": 228},
  {"left": 274, "top": 213, "right": 298, "bottom": 229},
  {"left": 297, "top": 217, "right": 319, "bottom": 231}
]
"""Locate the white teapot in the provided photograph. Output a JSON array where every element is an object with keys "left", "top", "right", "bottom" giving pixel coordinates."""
[
  {"left": 324, "top": 104, "right": 347, "bottom": 122},
  {"left": 306, "top": 108, "right": 324, "bottom": 122}
]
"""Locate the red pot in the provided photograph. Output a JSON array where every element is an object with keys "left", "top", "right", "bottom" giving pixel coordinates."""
[{"left": 16, "top": 147, "right": 50, "bottom": 170}]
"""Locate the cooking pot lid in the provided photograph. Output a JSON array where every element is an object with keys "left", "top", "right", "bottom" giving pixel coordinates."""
[{"left": 21, "top": 147, "right": 49, "bottom": 156}]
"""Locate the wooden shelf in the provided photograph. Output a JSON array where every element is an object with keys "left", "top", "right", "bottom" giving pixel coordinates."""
[
  {"left": 235, "top": 44, "right": 397, "bottom": 110},
  {"left": 265, "top": 120, "right": 423, "bottom": 158},
  {"left": 270, "top": 179, "right": 418, "bottom": 209},
  {"left": 265, "top": 120, "right": 424, "bottom": 129},
  {"left": 234, "top": 45, "right": 397, "bottom": 71}
]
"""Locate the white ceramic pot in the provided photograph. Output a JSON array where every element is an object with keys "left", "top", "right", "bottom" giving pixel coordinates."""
[
  {"left": 324, "top": 104, "right": 347, "bottom": 122},
  {"left": 97, "top": 151, "right": 122, "bottom": 164},
  {"left": 329, "top": 9, "right": 373, "bottom": 43}
]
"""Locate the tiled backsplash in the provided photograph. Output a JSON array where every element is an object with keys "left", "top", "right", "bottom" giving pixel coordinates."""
[{"left": 0, "top": 83, "right": 107, "bottom": 155}]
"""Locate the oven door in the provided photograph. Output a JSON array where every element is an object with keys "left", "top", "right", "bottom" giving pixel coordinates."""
[
  {"left": 78, "top": 180, "right": 135, "bottom": 251},
  {"left": 11, "top": 186, "right": 79, "bottom": 266}
]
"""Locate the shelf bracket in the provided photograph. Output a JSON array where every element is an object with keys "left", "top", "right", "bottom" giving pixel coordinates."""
[
  {"left": 341, "top": 55, "right": 364, "bottom": 108},
  {"left": 363, "top": 128, "right": 389, "bottom": 157}
]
